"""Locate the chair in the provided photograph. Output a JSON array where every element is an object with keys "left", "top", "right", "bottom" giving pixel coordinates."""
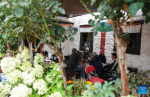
[{"left": 85, "top": 65, "right": 104, "bottom": 84}]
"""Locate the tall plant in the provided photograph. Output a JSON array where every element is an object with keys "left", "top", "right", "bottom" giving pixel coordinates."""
[
  {"left": 80, "top": 0, "right": 150, "bottom": 96},
  {"left": 0, "top": 0, "right": 78, "bottom": 89}
]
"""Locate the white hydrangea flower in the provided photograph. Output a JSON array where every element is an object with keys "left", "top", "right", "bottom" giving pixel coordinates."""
[
  {"left": 0, "top": 57, "right": 21, "bottom": 73},
  {"left": 54, "top": 65, "right": 61, "bottom": 72},
  {"left": 7, "top": 70, "right": 22, "bottom": 84},
  {"left": 32, "top": 65, "right": 44, "bottom": 78},
  {"left": 34, "top": 53, "right": 44, "bottom": 64},
  {"left": 16, "top": 53, "right": 21, "bottom": 60},
  {"left": 11, "top": 84, "right": 32, "bottom": 97},
  {"left": 0, "top": 82, "right": 11, "bottom": 97},
  {"left": 21, "top": 46, "right": 30, "bottom": 61},
  {"left": 33, "top": 79, "right": 48, "bottom": 95},
  {"left": 45, "top": 74, "right": 53, "bottom": 83},
  {"left": 22, "top": 71, "right": 35, "bottom": 85},
  {"left": 21, "top": 61, "right": 32, "bottom": 71},
  {"left": 47, "top": 92, "right": 62, "bottom": 97},
  {"left": 53, "top": 92, "right": 62, "bottom": 97}
]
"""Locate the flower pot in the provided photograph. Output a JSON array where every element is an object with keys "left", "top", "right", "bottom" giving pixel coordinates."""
[{"left": 124, "top": 39, "right": 132, "bottom": 47}]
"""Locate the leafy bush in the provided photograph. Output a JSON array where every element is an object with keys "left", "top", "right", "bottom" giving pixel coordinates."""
[
  {"left": 0, "top": 30, "right": 19, "bottom": 53},
  {"left": 82, "top": 78, "right": 122, "bottom": 97},
  {"left": 128, "top": 70, "right": 150, "bottom": 96}
]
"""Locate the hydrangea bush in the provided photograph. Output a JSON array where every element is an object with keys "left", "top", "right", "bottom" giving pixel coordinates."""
[{"left": 0, "top": 47, "right": 64, "bottom": 97}]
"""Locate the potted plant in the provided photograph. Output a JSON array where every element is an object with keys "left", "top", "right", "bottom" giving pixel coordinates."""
[{"left": 123, "top": 33, "right": 132, "bottom": 47}]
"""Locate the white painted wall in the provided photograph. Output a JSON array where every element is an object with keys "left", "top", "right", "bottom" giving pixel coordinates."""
[
  {"left": 44, "top": 40, "right": 71, "bottom": 59},
  {"left": 126, "top": 22, "right": 150, "bottom": 71},
  {"left": 69, "top": 14, "right": 150, "bottom": 71},
  {"left": 69, "top": 14, "right": 114, "bottom": 63}
]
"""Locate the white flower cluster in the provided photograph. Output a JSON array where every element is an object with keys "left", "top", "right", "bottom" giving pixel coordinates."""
[
  {"left": 21, "top": 61, "right": 32, "bottom": 71},
  {"left": 47, "top": 92, "right": 62, "bottom": 97},
  {"left": 45, "top": 74, "right": 53, "bottom": 83},
  {"left": 16, "top": 53, "right": 21, "bottom": 60},
  {"left": 21, "top": 46, "right": 30, "bottom": 61},
  {"left": 7, "top": 70, "right": 22, "bottom": 84},
  {"left": 32, "top": 65, "right": 44, "bottom": 78},
  {"left": 34, "top": 53, "right": 44, "bottom": 65},
  {"left": 0, "top": 57, "right": 21, "bottom": 73},
  {"left": 22, "top": 71, "right": 35, "bottom": 85},
  {"left": 33, "top": 79, "right": 48, "bottom": 95},
  {"left": 53, "top": 65, "right": 61, "bottom": 72},
  {"left": 11, "top": 84, "right": 32, "bottom": 97},
  {"left": 0, "top": 82, "right": 11, "bottom": 97}
]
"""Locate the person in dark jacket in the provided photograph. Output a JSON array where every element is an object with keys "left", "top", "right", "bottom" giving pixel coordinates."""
[
  {"left": 69, "top": 48, "right": 85, "bottom": 78},
  {"left": 89, "top": 52, "right": 103, "bottom": 76}
]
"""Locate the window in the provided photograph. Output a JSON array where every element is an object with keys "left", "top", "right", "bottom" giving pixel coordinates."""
[{"left": 80, "top": 32, "right": 93, "bottom": 52}]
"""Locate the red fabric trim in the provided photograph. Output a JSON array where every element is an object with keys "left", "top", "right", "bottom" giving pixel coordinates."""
[
  {"left": 100, "top": 32, "right": 106, "bottom": 55},
  {"left": 40, "top": 43, "right": 44, "bottom": 54}
]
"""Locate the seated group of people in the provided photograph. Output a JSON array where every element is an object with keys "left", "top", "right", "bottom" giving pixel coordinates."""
[{"left": 69, "top": 47, "right": 118, "bottom": 79}]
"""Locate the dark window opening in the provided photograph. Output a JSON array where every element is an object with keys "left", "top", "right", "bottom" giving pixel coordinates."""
[{"left": 80, "top": 32, "right": 93, "bottom": 52}]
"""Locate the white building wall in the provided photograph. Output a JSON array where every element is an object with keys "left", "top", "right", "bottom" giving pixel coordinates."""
[
  {"left": 70, "top": 14, "right": 150, "bottom": 71},
  {"left": 69, "top": 14, "right": 114, "bottom": 63},
  {"left": 126, "top": 23, "right": 150, "bottom": 71}
]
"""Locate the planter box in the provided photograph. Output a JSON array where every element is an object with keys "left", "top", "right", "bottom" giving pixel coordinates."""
[{"left": 124, "top": 39, "right": 132, "bottom": 47}]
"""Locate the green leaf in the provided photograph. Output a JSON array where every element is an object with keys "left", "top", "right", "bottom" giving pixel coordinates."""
[
  {"left": 93, "top": 22, "right": 100, "bottom": 30},
  {"left": 58, "top": 7, "right": 65, "bottom": 14},
  {"left": 145, "top": 15, "right": 150, "bottom": 24},
  {"left": 131, "top": 77, "right": 135, "bottom": 83},
  {"left": 0, "top": 12, "right": 3, "bottom": 16},
  {"left": 132, "top": 88, "right": 136, "bottom": 93},
  {"left": 128, "top": 2, "right": 144, "bottom": 16},
  {"left": 101, "top": 22, "right": 105, "bottom": 28},
  {"left": 52, "top": 5, "right": 58, "bottom": 13},
  {"left": 72, "top": 32, "right": 77, "bottom": 35},
  {"left": 107, "top": 91, "right": 115, "bottom": 97},
  {"left": 124, "top": 0, "right": 135, "bottom": 3},
  {"left": 56, "top": 40, "right": 60, "bottom": 44},
  {"left": 57, "top": 80, "right": 63, "bottom": 89},
  {"left": 66, "top": 84, "right": 74, "bottom": 91},
  {"left": 93, "top": 31, "right": 97, "bottom": 36},
  {"left": 4, "top": 15, "right": 14, "bottom": 22},
  {"left": 14, "top": 8, "right": 24, "bottom": 18},
  {"left": 109, "top": 14, "right": 114, "bottom": 20},
  {"left": 18, "top": 1, "right": 29, "bottom": 6},
  {"left": 97, "top": 4, "right": 103, "bottom": 12},
  {"left": 91, "top": 0, "right": 96, "bottom": 6},
  {"left": 46, "top": 3, "right": 54, "bottom": 10},
  {"left": 69, "top": 37, "right": 74, "bottom": 42},
  {"left": 104, "top": 5, "right": 111, "bottom": 12},
  {"left": 88, "top": 19, "right": 95, "bottom": 26},
  {"left": 2, "top": 34, "right": 7, "bottom": 39},
  {"left": 99, "top": 11, "right": 105, "bottom": 20},
  {"left": 0, "top": 1, "right": 7, "bottom": 6}
]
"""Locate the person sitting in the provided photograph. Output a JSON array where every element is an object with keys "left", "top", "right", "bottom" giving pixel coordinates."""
[
  {"left": 81, "top": 47, "right": 91, "bottom": 64},
  {"left": 69, "top": 48, "right": 85, "bottom": 78},
  {"left": 106, "top": 53, "right": 118, "bottom": 71},
  {"left": 89, "top": 52, "right": 103, "bottom": 76},
  {"left": 43, "top": 51, "right": 52, "bottom": 62}
]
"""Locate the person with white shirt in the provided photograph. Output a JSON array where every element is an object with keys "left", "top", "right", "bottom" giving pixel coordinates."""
[{"left": 43, "top": 51, "right": 52, "bottom": 62}]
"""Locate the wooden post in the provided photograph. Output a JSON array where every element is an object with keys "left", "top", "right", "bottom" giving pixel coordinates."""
[{"left": 29, "top": 42, "right": 33, "bottom": 65}]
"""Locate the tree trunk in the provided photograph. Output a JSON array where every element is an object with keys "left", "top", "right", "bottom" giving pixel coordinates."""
[
  {"left": 29, "top": 42, "right": 33, "bottom": 65},
  {"left": 2, "top": 28, "right": 11, "bottom": 53},
  {"left": 58, "top": 53, "right": 67, "bottom": 90},
  {"left": 21, "top": 38, "right": 24, "bottom": 53},
  {"left": 113, "top": 22, "right": 128, "bottom": 96}
]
